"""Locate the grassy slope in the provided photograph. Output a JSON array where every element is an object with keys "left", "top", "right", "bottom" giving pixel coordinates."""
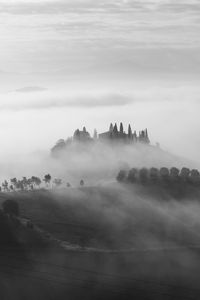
[{"left": 0, "top": 184, "right": 200, "bottom": 299}]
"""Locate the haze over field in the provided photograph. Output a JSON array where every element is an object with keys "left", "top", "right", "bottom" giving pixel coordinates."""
[{"left": 0, "top": 0, "right": 200, "bottom": 177}]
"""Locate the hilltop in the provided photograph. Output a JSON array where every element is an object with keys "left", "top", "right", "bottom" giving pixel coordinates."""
[{"left": 51, "top": 122, "right": 150, "bottom": 155}]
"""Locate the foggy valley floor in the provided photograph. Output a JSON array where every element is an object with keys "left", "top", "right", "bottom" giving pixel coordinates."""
[{"left": 0, "top": 184, "right": 200, "bottom": 299}]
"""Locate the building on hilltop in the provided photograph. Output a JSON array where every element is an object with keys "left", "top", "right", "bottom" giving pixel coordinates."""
[
  {"left": 98, "top": 123, "right": 150, "bottom": 144},
  {"left": 51, "top": 122, "right": 150, "bottom": 154}
]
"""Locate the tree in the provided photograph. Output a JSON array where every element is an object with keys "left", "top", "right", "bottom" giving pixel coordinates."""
[
  {"left": 27, "top": 178, "right": 33, "bottom": 190},
  {"left": 2, "top": 180, "right": 9, "bottom": 192},
  {"left": 53, "top": 178, "right": 62, "bottom": 188},
  {"left": 16, "top": 180, "right": 24, "bottom": 191},
  {"left": 22, "top": 177, "right": 28, "bottom": 190},
  {"left": 43, "top": 174, "right": 51, "bottom": 187},
  {"left": 80, "top": 180, "right": 84, "bottom": 187},
  {"left": 52, "top": 139, "right": 66, "bottom": 152},
  {"left": 120, "top": 122, "right": 123, "bottom": 134},
  {"left": 93, "top": 129, "right": 98, "bottom": 140},
  {"left": 180, "top": 167, "right": 190, "bottom": 182},
  {"left": 10, "top": 178, "right": 17, "bottom": 190},
  {"left": 116, "top": 170, "right": 127, "bottom": 182},
  {"left": 31, "top": 176, "right": 41, "bottom": 189},
  {"left": 2, "top": 199, "right": 19, "bottom": 217},
  {"left": 160, "top": 167, "right": 170, "bottom": 182},
  {"left": 66, "top": 182, "right": 71, "bottom": 188},
  {"left": 109, "top": 123, "right": 114, "bottom": 132},
  {"left": 190, "top": 169, "right": 200, "bottom": 185},
  {"left": 170, "top": 167, "right": 180, "bottom": 182},
  {"left": 113, "top": 123, "right": 118, "bottom": 134},
  {"left": 139, "top": 168, "right": 149, "bottom": 184},
  {"left": 149, "top": 167, "right": 159, "bottom": 183},
  {"left": 128, "top": 124, "right": 132, "bottom": 139},
  {"left": 127, "top": 168, "right": 138, "bottom": 183}
]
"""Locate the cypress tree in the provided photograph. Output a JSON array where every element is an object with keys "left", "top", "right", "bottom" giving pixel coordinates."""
[
  {"left": 120, "top": 122, "right": 123, "bottom": 134},
  {"left": 113, "top": 123, "right": 118, "bottom": 134},
  {"left": 109, "top": 123, "right": 114, "bottom": 132},
  {"left": 128, "top": 124, "right": 132, "bottom": 138},
  {"left": 93, "top": 129, "right": 98, "bottom": 139}
]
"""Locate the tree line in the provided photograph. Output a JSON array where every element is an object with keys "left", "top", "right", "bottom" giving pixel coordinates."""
[
  {"left": 117, "top": 167, "right": 200, "bottom": 185},
  {"left": 0, "top": 174, "right": 85, "bottom": 192}
]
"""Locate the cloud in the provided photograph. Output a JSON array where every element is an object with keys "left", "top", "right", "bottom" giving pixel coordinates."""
[
  {"left": 1, "top": 0, "right": 200, "bottom": 14},
  {"left": 15, "top": 86, "right": 48, "bottom": 93},
  {"left": 1, "top": 90, "right": 133, "bottom": 111}
]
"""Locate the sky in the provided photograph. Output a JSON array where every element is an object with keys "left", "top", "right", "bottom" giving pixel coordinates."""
[{"left": 0, "top": 0, "right": 200, "bottom": 170}]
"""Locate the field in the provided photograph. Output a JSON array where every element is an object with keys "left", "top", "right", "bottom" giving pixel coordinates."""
[{"left": 0, "top": 184, "right": 200, "bottom": 299}]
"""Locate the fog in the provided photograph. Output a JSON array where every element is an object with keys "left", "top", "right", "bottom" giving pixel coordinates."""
[
  {"left": 3, "top": 182, "right": 200, "bottom": 299},
  {"left": 0, "top": 0, "right": 199, "bottom": 180},
  {"left": 0, "top": 75, "right": 199, "bottom": 183}
]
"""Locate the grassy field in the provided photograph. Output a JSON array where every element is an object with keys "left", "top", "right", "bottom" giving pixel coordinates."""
[{"left": 0, "top": 184, "right": 200, "bottom": 299}]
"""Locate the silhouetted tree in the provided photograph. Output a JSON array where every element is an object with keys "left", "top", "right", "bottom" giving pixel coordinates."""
[
  {"left": 139, "top": 168, "right": 149, "bottom": 184},
  {"left": 109, "top": 123, "right": 113, "bottom": 132},
  {"left": 120, "top": 122, "right": 123, "bottom": 134},
  {"left": 160, "top": 167, "right": 170, "bottom": 182},
  {"left": 170, "top": 167, "right": 180, "bottom": 182},
  {"left": 2, "top": 180, "right": 9, "bottom": 192},
  {"left": 180, "top": 167, "right": 190, "bottom": 182},
  {"left": 31, "top": 176, "right": 41, "bottom": 189},
  {"left": 116, "top": 170, "right": 127, "bottom": 182},
  {"left": 149, "top": 167, "right": 159, "bottom": 183},
  {"left": 16, "top": 180, "right": 24, "bottom": 191},
  {"left": 51, "top": 139, "right": 66, "bottom": 153},
  {"left": 190, "top": 169, "right": 200, "bottom": 185},
  {"left": 27, "top": 178, "right": 33, "bottom": 190},
  {"left": 113, "top": 123, "right": 118, "bottom": 134},
  {"left": 43, "top": 174, "right": 51, "bottom": 187},
  {"left": 93, "top": 129, "right": 98, "bottom": 140},
  {"left": 22, "top": 177, "right": 28, "bottom": 190},
  {"left": 80, "top": 179, "right": 84, "bottom": 187},
  {"left": 2, "top": 199, "right": 19, "bottom": 217},
  {"left": 10, "top": 178, "right": 17, "bottom": 190},
  {"left": 53, "top": 178, "right": 62, "bottom": 188},
  {"left": 127, "top": 168, "right": 138, "bottom": 183},
  {"left": 128, "top": 124, "right": 132, "bottom": 139}
]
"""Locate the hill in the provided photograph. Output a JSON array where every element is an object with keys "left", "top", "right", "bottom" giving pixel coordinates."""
[{"left": 0, "top": 184, "right": 200, "bottom": 299}]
